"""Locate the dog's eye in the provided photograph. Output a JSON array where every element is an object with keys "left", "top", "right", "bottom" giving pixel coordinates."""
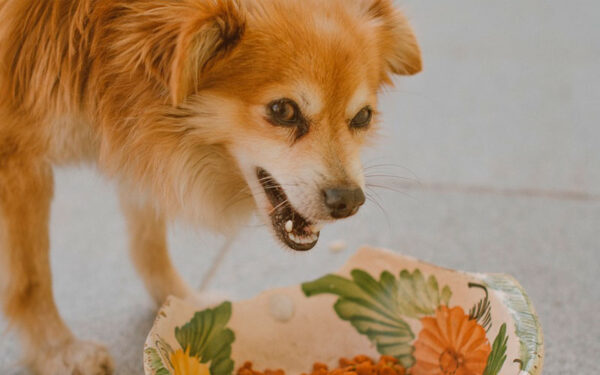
[
  {"left": 350, "top": 107, "right": 373, "bottom": 129},
  {"left": 268, "top": 99, "right": 300, "bottom": 126}
]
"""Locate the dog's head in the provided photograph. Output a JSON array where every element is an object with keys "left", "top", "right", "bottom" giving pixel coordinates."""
[{"left": 129, "top": 0, "right": 421, "bottom": 250}]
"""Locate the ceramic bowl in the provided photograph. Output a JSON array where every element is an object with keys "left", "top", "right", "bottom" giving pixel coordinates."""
[{"left": 144, "top": 247, "right": 543, "bottom": 375}]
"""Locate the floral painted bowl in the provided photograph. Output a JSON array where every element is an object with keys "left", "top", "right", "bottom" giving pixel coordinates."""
[{"left": 144, "top": 247, "right": 543, "bottom": 375}]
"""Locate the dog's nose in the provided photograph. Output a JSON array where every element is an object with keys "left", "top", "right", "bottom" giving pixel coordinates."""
[{"left": 323, "top": 187, "right": 366, "bottom": 219}]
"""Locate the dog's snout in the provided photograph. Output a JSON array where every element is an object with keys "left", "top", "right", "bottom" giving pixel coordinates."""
[{"left": 323, "top": 187, "right": 366, "bottom": 219}]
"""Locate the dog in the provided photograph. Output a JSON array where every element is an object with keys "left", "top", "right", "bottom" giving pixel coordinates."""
[{"left": 0, "top": 0, "right": 421, "bottom": 373}]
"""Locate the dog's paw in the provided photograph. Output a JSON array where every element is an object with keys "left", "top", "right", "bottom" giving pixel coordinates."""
[{"left": 30, "top": 340, "right": 114, "bottom": 375}]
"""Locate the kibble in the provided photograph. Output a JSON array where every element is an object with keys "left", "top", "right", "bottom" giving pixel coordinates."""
[
  {"left": 328, "top": 240, "right": 347, "bottom": 253},
  {"left": 237, "top": 355, "right": 406, "bottom": 375}
]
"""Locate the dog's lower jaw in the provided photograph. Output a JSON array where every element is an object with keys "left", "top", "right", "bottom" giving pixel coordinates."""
[{"left": 270, "top": 210, "right": 320, "bottom": 251}]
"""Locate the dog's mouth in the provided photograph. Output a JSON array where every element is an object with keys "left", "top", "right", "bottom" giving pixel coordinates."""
[{"left": 256, "top": 167, "right": 320, "bottom": 251}]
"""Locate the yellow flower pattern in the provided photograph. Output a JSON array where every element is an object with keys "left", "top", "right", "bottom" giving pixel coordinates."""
[{"left": 171, "top": 349, "right": 210, "bottom": 375}]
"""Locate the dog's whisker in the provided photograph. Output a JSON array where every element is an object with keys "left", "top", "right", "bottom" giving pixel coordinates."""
[
  {"left": 256, "top": 179, "right": 301, "bottom": 188},
  {"left": 365, "top": 174, "right": 414, "bottom": 180},
  {"left": 366, "top": 182, "right": 408, "bottom": 190},
  {"left": 366, "top": 183, "right": 413, "bottom": 196},
  {"left": 365, "top": 191, "right": 392, "bottom": 231},
  {"left": 268, "top": 199, "right": 289, "bottom": 215},
  {"left": 363, "top": 162, "right": 421, "bottom": 183},
  {"left": 364, "top": 163, "right": 413, "bottom": 169},
  {"left": 220, "top": 176, "right": 304, "bottom": 215},
  {"left": 366, "top": 188, "right": 384, "bottom": 204},
  {"left": 365, "top": 176, "right": 418, "bottom": 186}
]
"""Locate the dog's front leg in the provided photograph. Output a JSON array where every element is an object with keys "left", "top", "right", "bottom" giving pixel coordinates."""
[
  {"left": 0, "top": 159, "right": 113, "bottom": 375},
  {"left": 120, "top": 188, "right": 196, "bottom": 306}
]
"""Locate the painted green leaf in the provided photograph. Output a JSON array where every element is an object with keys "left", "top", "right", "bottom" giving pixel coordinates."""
[
  {"left": 145, "top": 347, "right": 170, "bottom": 375},
  {"left": 468, "top": 283, "right": 493, "bottom": 332},
  {"left": 482, "top": 274, "right": 543, "bottom": 374},
  {"left": 483, "top": 323, "right": 509, "bottom": 375},
  {"left": 175, "top": 301, "right": 236, "bottom": 375},
  {"left": 302, "top": 268, "right": 452, "bottom": 368},
  {"left": 155, "top": 337, "right": 175, "bottom": 372}
]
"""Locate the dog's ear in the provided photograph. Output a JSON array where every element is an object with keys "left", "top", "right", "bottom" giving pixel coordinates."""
[
  {"left": 116, "top": 0, "right": 245, "bottom": 105},
  {"left": 362, "top": 0, "right": 422, "bottom": 81},
  {"left": 169, "top": 0, "right": 246, "bottom": 104}
]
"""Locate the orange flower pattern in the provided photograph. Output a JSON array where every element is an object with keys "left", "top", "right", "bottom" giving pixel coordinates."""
[{"left": 412, "top": 306, "right": 491, "bottom": 375}]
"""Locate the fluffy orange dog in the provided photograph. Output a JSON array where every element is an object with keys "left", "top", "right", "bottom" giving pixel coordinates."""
[{"left": 0, "top": 0, "right": 420, "bottom": 373}]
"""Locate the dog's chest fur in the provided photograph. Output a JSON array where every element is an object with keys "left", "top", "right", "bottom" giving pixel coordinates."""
[{"left": 47, "top": 116, "right": 99, "bottom": 166}]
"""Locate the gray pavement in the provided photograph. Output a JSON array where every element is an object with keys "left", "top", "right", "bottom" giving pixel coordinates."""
[{"left": 1, "top": 1, "right": 598, "bottom": 374}]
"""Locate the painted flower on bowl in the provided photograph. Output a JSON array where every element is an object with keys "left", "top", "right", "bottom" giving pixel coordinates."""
[
  {"left": 302, "top": 270, "right": 511, "bottom": 375},
  {"left": 145, "top": 302, "right": 235, "bottom": 375},
  {"left": 412, "top": 306, "right": 491, "bottom": 375},
  {"left": 171, "top": 349, "right": 210, "bottom": 375}
]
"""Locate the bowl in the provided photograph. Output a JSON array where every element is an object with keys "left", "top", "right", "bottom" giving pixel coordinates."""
[{"left": 143, "top": 247, "right": 543, "bottom": 375}]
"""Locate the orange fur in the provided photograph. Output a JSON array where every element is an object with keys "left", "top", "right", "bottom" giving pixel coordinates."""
[{"left": 0, "top": 0, "right": 420, "bottom": 373}]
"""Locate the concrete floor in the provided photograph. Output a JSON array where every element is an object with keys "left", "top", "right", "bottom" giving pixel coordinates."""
[{"left": 1, "top": 0, "right": 599, "bottom": 374}]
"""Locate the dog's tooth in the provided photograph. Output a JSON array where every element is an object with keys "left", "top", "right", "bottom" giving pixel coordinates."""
[
  {"left": 285, "top": 220, "right": 293, "bottom": 233},
  {"left": 303, "top": 235, "right": 317, "bottom": 244},
  {"left": 288, "top": 231, "right": 318, "bottom": 245},
  {"left": 310, "top": 222, "right": 325, "bottom": 233}
]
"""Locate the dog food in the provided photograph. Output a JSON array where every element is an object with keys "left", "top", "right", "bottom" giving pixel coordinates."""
[
  {"left": 237, "top": 355, "right": 406, "bottom": 375},
  {"left": 328, "top": 240, "right": 347, "bottom": 253}
]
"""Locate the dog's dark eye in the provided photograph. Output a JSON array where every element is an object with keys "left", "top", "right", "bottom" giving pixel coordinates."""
[
  {"left": 267, "top": 99, "right": 309, "bottom": 140},
  {"left": 350, "top": 107, "right": 373, "bottom": 129},
  {"left": 268, "top": 99, "right": 300, "bottom": 126}
]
